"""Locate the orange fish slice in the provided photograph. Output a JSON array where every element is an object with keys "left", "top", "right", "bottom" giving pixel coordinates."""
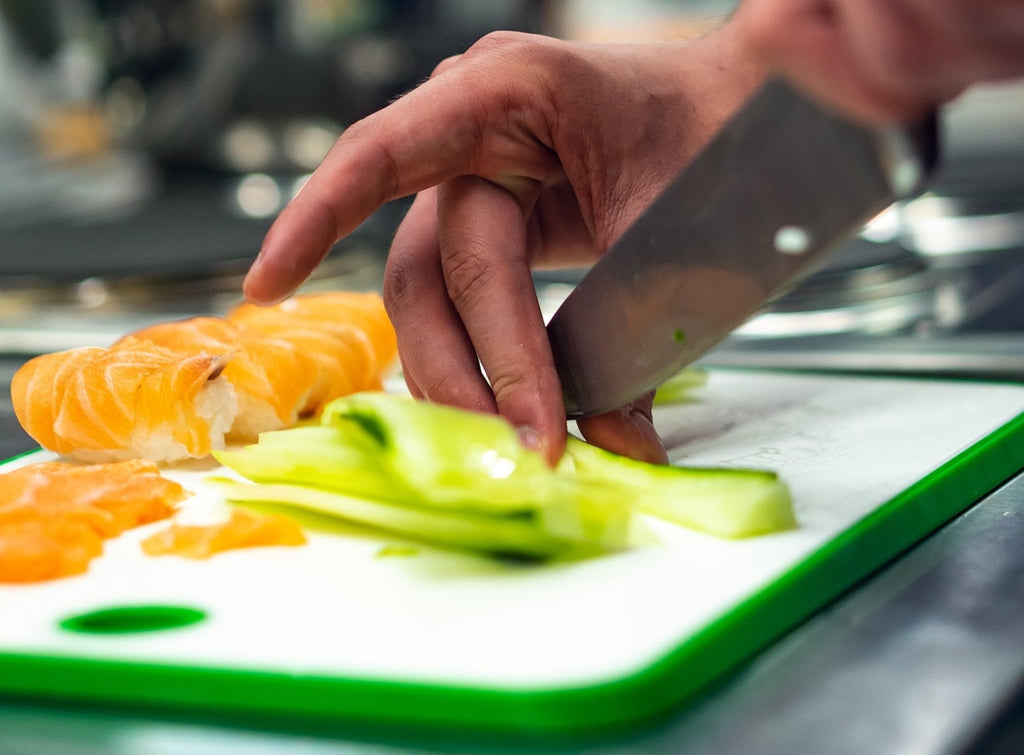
[
  {"left": 229, "top": 292, "right": 397, "bottom": 368},
  {"left": 11, "top": 343, "right": 234, "bottom": 463},
  {"left": 141, "top": 508, "right": 307, "bottom": 559},
  {"left": 275, "top": 291, "right": 398, "bottom": 362},
  {"left": 0, "top": 459, "right": 186, "bottom": 583},
  {"left": 0, "top": 519, "right": 103, "bottom": 583},
  {"left": 121, "top": 317, "right": 317, "bottom": 440},
  {"left": 228, "top": 292, "right": 397, "bottom": 407}
]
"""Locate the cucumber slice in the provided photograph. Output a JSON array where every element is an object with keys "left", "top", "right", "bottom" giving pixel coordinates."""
[
  {"left": 215, "top": 425, "right": 416, "bottom": 505},
  {"left": 212, "top": 392, "right": 796, "bottom": 558},
  {"left": 562, "top": 437, "right": 796, "bottom": 538},
  {"left": 653, "top": 367, "right": 709, "bottom": 405},
  {"left": 321, "top": 393, "right": 559, "bottom": 514},
  {"left": 209, "top": 477, "right": 602, "bottom": 559}
]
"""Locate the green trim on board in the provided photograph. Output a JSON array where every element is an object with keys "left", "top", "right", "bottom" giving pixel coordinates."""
[{"left": 1, "top": 410, "right": 1024, "bottom": 740}]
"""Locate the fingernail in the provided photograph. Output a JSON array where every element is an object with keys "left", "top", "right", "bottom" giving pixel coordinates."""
[
  {"left": 243, "top": 248, "right": 262, "bottom": 280},
  {"left": 243, "top": 250, "right": 278, "bottom": 303},
  {"left": 517, "top": 425, "right": 541, "bottom": 452}
]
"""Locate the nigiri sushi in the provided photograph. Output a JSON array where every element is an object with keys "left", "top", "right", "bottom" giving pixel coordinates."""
[
  {"left": 11, "top": 343, "right": 236, "bottom": 463},
  {"left": 229, "top": 291, "right": 397, "bottom": 360},
  {"left": 227, "top": 291, "right": 398, "bottom": 402},
  {"left": 10, "top": 291, "right": 396, "bottom": 464},
  {"left": 118, "top": 317, "right": 317, "bottom": 441}
]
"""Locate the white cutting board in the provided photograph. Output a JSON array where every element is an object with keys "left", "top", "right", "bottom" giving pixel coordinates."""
[{"left": 1, "top": 370, "right": 1023, "bottom": 735}]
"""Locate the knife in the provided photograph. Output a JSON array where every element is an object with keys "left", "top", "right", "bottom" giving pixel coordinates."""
[{"left": 546, "top": 77, "right": 940, "bottom": 418}]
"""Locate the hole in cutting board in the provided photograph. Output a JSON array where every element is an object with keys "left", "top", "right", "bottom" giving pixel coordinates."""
[{"left": 59, "top": 605, "right": 207, "bottom": 635}]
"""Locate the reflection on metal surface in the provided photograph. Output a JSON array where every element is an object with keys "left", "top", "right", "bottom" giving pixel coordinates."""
[
  {"left": 773, "top": 225, "right": 811, "bottom": 255},
  {"left": 901, "top": 192, "right": 1024, "bottom": 264},
  {"left": 735, "top": 237, "right": 951, "bottom": 338},
  {"left": 734, "top": 292, "right": 941, "bottom": 339},
  {"left": 701, "top": 333, "right": 1024, "bottom": 381},
  {"left": 0, "top": 248, "right": 385, "bottom": 353}
]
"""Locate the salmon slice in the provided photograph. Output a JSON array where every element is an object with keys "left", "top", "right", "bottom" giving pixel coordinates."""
[
  {"left": 121, "top": 317, "right": 316, "bottom": 440},
  {"left": 0, "top": 459, "right": 186, "bottom": 583},
  {"left": 227, "top": 291, "right": 398, "bottom": 410},
  {"left": 11, "top": 292, "right": 395, "bottom": 464},
  {"left": 11, "top": 343, "right": 236, "bottom": 463},
  {"left": 229, "top": 291, "right": 397, "bottom": 363},
  {"left": 140, "top": 508, "right": 307, "bottom": 559},
  {"left": 0, "top": 519, "right": 103, "bottom": 582}
]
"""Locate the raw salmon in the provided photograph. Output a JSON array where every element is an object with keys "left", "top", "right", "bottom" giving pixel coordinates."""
[
  {"left": 229, "top": 291, "right": 397, "bottom": 364},
  {"left": 140, "top": 508, "right": 306, "bottom": 559},
  {"left": 11, "top": 343, "right": 236, "bottom": 463},
  {"left": 0, "top": 459, "right": 186, "bottom": 582},
  {"left": 227, "top": 291, "right": 398, "bottom": 404},
  {"left": 119, "top": 317, "right": 317, "bottom": 440},
  {"left": 10, "top": 291, "right": 395, "bottom": 464}
]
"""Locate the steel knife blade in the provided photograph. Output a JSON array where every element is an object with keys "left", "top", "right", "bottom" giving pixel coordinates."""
[{"left": 546, "top": 77, "right": 939, "bottom": 418}]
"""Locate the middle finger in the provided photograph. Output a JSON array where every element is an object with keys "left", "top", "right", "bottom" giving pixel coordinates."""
[
  {"left": 384, "top": 189, "right": 496, "bottom": 414},
  {"left": 438, "top": 175, "right": 567, "bottom": 463}
]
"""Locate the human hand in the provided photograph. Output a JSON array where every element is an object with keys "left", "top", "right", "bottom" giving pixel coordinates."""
[
  {"left": 737, "top": 0, "right": 1024, "bottom": 123},
  {"left": 244, "top": 24, "right": 765, "bottom": 465}
]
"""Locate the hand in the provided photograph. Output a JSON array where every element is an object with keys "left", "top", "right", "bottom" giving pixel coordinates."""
[
  {"left": 737, "top": 0, "right": 1024, "bottom": 123},
  {"left": 244, "top": 23, "right": 765, "bottom": 465}
]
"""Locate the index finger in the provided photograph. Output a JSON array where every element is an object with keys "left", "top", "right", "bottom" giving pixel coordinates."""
[{"left": 243, "top": 71, "right": 491, "bottom": 304}]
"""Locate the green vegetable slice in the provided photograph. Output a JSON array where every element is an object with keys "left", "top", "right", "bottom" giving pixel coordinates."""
[
  {"left": 320, "top": 393, "right": 557, "bottom": 512},
  {"left": 215, "top": 425, "right": 416, "bottom": 504},
  {"left": 212, "top": 391, "right": 796, "bottom": 559},
  {"left": 653, "top": 367, "right": 709, "bottom": 405},
  {"left": 561, "top": 437, "right": 797, "bottom": 538},
  {"left": 207, "top": 477, "right": 588, "bottom": 559}
]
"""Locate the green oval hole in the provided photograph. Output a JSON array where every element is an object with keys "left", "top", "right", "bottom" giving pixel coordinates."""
[{"left": 59, "top": 605, "right": 207, "bottom": 635}]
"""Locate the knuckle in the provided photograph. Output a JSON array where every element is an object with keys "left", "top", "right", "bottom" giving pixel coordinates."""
[
  {"left": 368, "top": 140, "right": 402, "bottom": 204},
  {"left": 336, "top": 120, "right": 402, "bottom": 203},
  {"left": 304, "top": 193, "right": 346, "bottom": 249},
  {"left": 381, "top": 254, "right": 421, "bottom": 316},
  {"left": 424, "top": 376, "right": 487, "bottom": 411},
  {"left": 429, "top": 54, "right": 461, "bottom": 79},
  {"left": 442, "top": 243, "right": 497, "bottom": 310},
  {"left": 487, "top": 370, "right": 533, "bottom": 406},
  {"left": 462, "top": 31, "right": 564, "bottom": 73},
  {"left": 467, "top": 30, "right": 532, "bottom": 55}
]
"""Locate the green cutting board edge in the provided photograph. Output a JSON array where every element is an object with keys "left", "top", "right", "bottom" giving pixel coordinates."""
[{"left": 1, "top": 370, "right": 1023, "bottom": 741}]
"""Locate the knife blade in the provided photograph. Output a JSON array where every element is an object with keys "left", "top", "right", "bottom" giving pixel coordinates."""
[{"left": 546, "top": 77, "right": 939, "bottom": 418}]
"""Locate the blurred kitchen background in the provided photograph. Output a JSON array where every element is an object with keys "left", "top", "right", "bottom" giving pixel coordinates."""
[
  {"left": 0, "top": 0, "right": 552, "bottom": 347},
  {"left": 2, "top": 0, "right": 1024, "bottom": 455}
]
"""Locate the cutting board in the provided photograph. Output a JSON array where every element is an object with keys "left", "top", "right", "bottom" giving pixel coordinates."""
[{"left": 1, "top": 370, "right": 1023, "bottom": 739}]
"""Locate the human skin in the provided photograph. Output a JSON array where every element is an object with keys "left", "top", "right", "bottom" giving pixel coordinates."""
[
  {"left": 244, "top": 18, "right": 766, "bottom": 465},
  {"left": 244, "top": 0, "right": 1024, "bottom": 464},
  {"left": 739, "top": 0, "right": 1024, "bottom": 124}
]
